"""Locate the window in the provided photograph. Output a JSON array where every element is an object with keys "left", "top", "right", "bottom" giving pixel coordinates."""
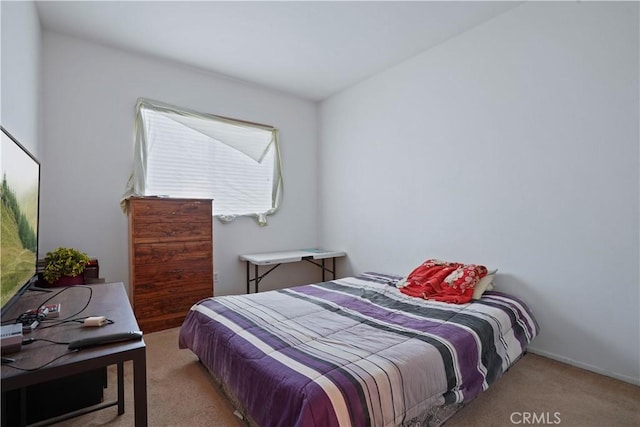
[{"left": 122, "top": 99, "right": 282, "bottom": 226}]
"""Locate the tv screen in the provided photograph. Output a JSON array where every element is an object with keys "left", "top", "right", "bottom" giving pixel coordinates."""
[{"left": 0, "top": 126, "right": 40, "bottom": 310}]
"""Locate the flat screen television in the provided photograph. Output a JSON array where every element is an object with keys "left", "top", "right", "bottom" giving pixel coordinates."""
[{"left": 0, "top": 126, "right": 40, "bottom": 313}]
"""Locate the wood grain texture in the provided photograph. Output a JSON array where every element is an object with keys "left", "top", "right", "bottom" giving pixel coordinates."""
[{"left": 128, "top": 198, "right": 214, "bottom": 333}]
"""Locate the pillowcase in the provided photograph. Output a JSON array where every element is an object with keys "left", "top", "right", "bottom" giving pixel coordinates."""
[
  {"left": 395, "top": 276, "right": 408, "bottom": 288},
  {"left": 472, "top": 268, "right": 498, "bottom": 300}
]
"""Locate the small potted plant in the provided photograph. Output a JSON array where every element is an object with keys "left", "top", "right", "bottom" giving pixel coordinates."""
[{"left": 43, "top": 247, "right": 90, "bottom": 287}]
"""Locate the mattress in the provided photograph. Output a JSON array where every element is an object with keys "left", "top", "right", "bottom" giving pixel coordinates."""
[{"left": 179, "top": 272, "right": 539, "bottom": 427}]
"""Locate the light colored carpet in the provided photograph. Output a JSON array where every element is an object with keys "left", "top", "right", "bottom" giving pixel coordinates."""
[{"left": 56, "top": 327, "right": 640, "bottom": 427}]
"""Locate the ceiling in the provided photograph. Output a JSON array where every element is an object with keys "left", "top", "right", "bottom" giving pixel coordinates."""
[{"left": 36, "top": 1, "right": 520, "bottom": 101}]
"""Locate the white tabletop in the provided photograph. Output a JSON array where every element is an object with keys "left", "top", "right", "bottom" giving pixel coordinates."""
[{"left": 239, "top": 249, "right": 346, "bottom": 265}]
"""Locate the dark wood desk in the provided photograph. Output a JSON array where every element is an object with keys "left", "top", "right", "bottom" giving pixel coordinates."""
[{"left": 1, "top": 282, "right": 147, "bottom": 426}]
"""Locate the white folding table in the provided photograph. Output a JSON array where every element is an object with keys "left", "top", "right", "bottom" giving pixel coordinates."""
[{"left": 239, "top": 249, "right": 346, "bottom": 293}]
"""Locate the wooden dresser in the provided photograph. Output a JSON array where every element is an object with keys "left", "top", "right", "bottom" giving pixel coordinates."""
[{"left": 127, "top": 197, "right": 213, "bottom": 333}]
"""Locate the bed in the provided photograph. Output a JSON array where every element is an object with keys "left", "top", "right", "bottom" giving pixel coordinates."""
[{"left": 179, "top": 272, "right": 539, "bottom": 427}]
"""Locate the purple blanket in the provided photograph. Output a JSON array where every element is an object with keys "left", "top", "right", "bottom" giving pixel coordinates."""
[{"left": 179, "top": 273, "right": 538, "bottom": 426}]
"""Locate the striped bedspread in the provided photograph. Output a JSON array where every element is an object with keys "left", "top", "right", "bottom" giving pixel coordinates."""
[{"left": 179, "top": 272, "right": 538, "bottom": 427}]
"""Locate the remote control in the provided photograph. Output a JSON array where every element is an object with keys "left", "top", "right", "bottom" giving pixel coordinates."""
[{"left": 68, "top": 331, "right": 143, "bottom": 350}]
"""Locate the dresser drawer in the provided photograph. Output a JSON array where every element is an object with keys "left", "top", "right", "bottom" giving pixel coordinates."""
[
  {"left": 134, "top": 262, "right": 212, "bottom": 295},
  {"left": 133, "top": 241, "right": 212, "bottom": 265},
  {"left": 134, "top": 288, "right": 211, "bottom": 319},
  {"left": 130, "top": 198, "right": 211, "bottom": 224},
  {"left": 131, "top": 220, "right": 212, "bottom": 243}
]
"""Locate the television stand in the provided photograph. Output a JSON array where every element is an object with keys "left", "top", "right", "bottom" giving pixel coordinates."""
[
  {"left": 1, "top": 282, "right": 147, "bottom": 426},
  {"left": 26, "top": 275, "right": 52, "bottom": 293}
]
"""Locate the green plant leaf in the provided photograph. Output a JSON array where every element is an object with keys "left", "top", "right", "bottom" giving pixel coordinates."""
[{"left": 43, "top": 247, "right": 90, "bottom": 283}]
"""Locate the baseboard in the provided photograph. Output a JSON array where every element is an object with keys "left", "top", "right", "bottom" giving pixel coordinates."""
[{"left": 527, "top": 346, "right": 640, "bottom": 386}]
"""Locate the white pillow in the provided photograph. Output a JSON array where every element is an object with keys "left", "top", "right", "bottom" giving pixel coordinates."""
[
  {"left": 396, "top": 277, "right": 408, "bottom": 288},
  {"left": 472, "top": 268, "right": 498, "bottom": 300}
]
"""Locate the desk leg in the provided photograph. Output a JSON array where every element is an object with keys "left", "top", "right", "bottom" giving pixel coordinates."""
[
  {"left": 117, "top": 361, "right": 125, "bottom": 415},
  {"left": 133, "top": 348, "right": 148, "bottom": 427},
  {"left": 322, "top": 259, "right": 326, "bottom": 282},
  {"left": 255, "top": 264, "right": 259, "bottom": 293},
  {"left": 246, "top": 261, "right": 250, "bottom": 294},
  {"left": 246, "top": 263, "right": 280, "bottom": 294}
]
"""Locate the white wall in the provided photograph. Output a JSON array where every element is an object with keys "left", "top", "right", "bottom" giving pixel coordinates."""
[
  {"left": 319, "top": 2, "right": 639, "bottom": 384},
  {"left": 40, "top": 32, "right": 319, "bottom": 296},
  {"left": 1, "top": 0, "right": 41, "bottom": 158}
]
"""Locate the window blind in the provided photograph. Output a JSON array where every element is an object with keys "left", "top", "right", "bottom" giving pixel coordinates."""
[{"left": 122, "top": 99, "right": 282, "bottom": 226}]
